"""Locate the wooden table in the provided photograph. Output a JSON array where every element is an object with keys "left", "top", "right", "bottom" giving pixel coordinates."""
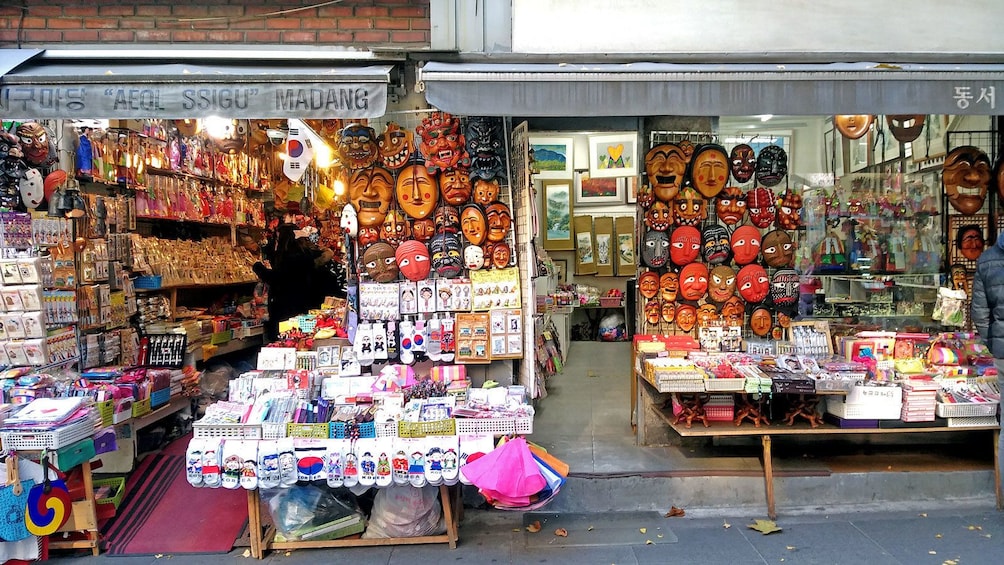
[{"left": 47, "top": 460, "right": 100, "bottom": 556}]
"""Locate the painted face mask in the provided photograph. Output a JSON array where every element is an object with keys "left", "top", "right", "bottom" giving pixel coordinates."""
[
  {"left": 886, "top": 115, "right": 926, "bottom": 143},
  {"left": 770, "top": 269, "right": 800, "bottom": 307},
  {"left": 755, "top": 145, "right": 788, "bottom": 187},
  {"left": 636, "top": 183, "right": 656, "bottom": 209},
  {"left": 396, "top": 164, "right": 439, "bottom": 220},
  {"left": 641, "top": 229, "right": 670, "bottom": 268},
  {"left": 721, "top": 295, "right": 745, "bottom": 326},
  {"left": 358, "top": 227, "right": 380, "bottom": 248},
  {"left": 701, "top": 224, "right": 732, "bottom": 265},
  {"left": 645, "top": 143, "right": 687, "bottom": 202},
  {"left": 715, "top": 185, "right": 746, "bottom": 225},
  {"left": 417, "top": 111, "right": 470, "bottom": 174},
  {"left": 673, "top": 186, "right": 705, "bottom": 227},
  {"left": 465, "top": 116, "right": 506, "bottom": 181},
  {"left": 660, "top": 272, "right": 679, "bottom": 302},
  {"left": 362, "top": 242, "right": 398, "bottom": 282},
  {"left": 491, "top": 240, "right": 512, "bottom": 268},
  {"left": 761, "top": 230, "right": 795, "bottom": 268},
  {"left": 737, "top": 264, "right": 769, "bottom": 303},
  {"left": 746, "top": 187, "right": 776, "bottom": 229},
  {"left": 957, "top": 225, "right": 986, "bottom": 261},
  {"left": 430, "top": 233, "right": 463, "bottom": 278},
  {"left": 349, "top": 166, "right": 394, "bottom": 227},
  {"left": 943, "top": 146, "right": 991, "bottom": 215},
  {"left": 638, "top": 270, "right": 660, "bottom": 299},
  {"left": 729, "top": 144, "right": 757, "bottom": 184},
  {"left": 644, "top": 297, "right": 662, "bottom": 326},
  {"left": 434, "top": 205, "right": 460, "bottom": 235},
  {"left": 460, "top": 204, "right": 487, "bottom": 245},
  {"left": 731, "top": 225, "right": 762, "bottom": 265},
  {"left": 340, "top": 204, "right": 358, "bottom": 238},
  {"left": 19, "top": 168, "right": 42, "bottom": 208},
  {"left": 708, "top": 265, "right": 737, "bottom": 303},
  {"left": 396, "top": 239, "right": 431, "bottom": 281},
  {"left": 440, "top": 168, "right": 472, "bottom": 205},
  {"left": 775, "top": 190, "right": 803, "bottom": 230},
  {"left": 679, "top": 139, "right": 695, "bottom": 161},
  {"left": 676, "top": 303, "right": 697, "bottom": 332},
  {"left": 697, "top": 303, "right": 719, "bottom": 327},
  {"left": 678, "top": 262, "right": 709, "bottom": 301},
  {"left": 749, "top": 307, "right": 772, "bottom": 337},
  {"left": 380, "top": 210, "right": 411, "bottom": 247},
  {"left": 411, "top": 218, "right": 435, "bottom": 242},
  {"left": 377, "top": 122, "right": 414, "bottom": 170},
  {"left": 644, "top": 201, "right": 673, "bottom": 231},
  {"left": 689, "top": 144, "right": 730, "bottom": 198},
  {"left": 670, "top": 225, "right": 701, "bottom": 266},
  {"left": 464, "top": 245, "right": 485, "bottom": 270},
  {"left": 16, "top": 122, "right": 56, "bottom": 168},
  {"left": 472, "top": 178, "right": 501, "bottom": 206},
  {"left": 661, "top": 300, "right": 676, "bottom": 324},
  {"left": 337, "top": 123, "right": 379, "bottom": 169},
  {"left": 485, "top": 202, "right": 512, "bottom": 243},
  {"left": 834, "top": 115, "right": 874, "bottom": 140}
]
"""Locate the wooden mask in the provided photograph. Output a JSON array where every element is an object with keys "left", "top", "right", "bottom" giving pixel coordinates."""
[
  {"left": 670, "top": 226, "right": 701, "bottom": 267},
  {"left": 746, "top": 187, "right": 776, "bottom": 229},
  {"left": 644, "top": 297, "right": 662, "bottom": 325},
  {"left": 701, "top": 224, "right": 732, "bottom": 265},
  {"left": 676, "top": 303, "right": 697, "bottom": 332},
  {"left": 337, "top": 123, "right": 379, "bottom": 170},
  {"left": 776, "top": 190, "right": 803, "bottom": 230},
  {"left": 885, "top": 115, "right": 926, "bottom": 143},
  {"left": 697, "top": 303, "right": 719, "bottom": 327},
  {"left": 380, "top": 210, "right": 411, "bottom": 248},
  {"left": 708, "top": 265, "right": 737, "bottom": 303},
  {"left": 721, "top": 295, "right": 745, "bottom": 326},
  {"left": 957, "top": 224, "right": 986, "bottom": 261},
  {"left": 715, "top": 186, "right": 747, "bottom": 225},
  {"left": 464, "top": 245, "right": 485, "bottom": 270},
  {"left": 834, "top": 115, "right": 874, "bottom": 140},
  {"left": 679, "top": 262, "right": 709, "bottom": 301},
  {"left": 377, "top": 122, "right": 414, "bottom": 170},
  {"left": 749, "top": 307, "right": 772, "bottom": 337},
  {"left": 16, "top": 121, "right": 56, "bottom": 168},
  {"left": 411, "top": 218, "right": 435, "bottom": 242},
  {"left": 689, "top": 144, "right": 730, "bottom": 198},
  {"left": 659, "top": 272, "right": 679, "bottom": 302},
  {"left": 473, "top": 178, "right": 501, "bottom": 206},
  {"left": 673, "top": 186, "right": 705, "bottom": 227},
  {"left": 770, "top": 269, "right": 800, "bottom": 307},
  {"left": 729, "top": 144, "right": 757, "bottom": 183},
  {"left": 430, "top": 233, "right": 463, "bottom": 278},
  {"left": 737, "top": 264, "right": 769, "bottom": 303},
  {"left": 362, "top": 242, "right": 398, "bottom": 282},
  {"left": 943, "top": 146, "right": 991, "bottom": 215},
  {"left": 349, "top": 166, "right": 394, "bottom": 227},
  {"left": 466, "top": 116, "right": 506, "bottom": 181},
  {"left": 460, "top": 204, "right": 487, "bottom": 245},
  {"left": 485, "top": 201, "right": 512, "bottom": 243},
  {"left": 396, "top": 239, "right": 431, "bottom": 281},
  {"left": 645, "top": 143, "right": 688, "bottom": 202},
  {"left": 440, "top": 168, "right": 473, "bottom": 205},
  {"left": 491, "top": 240, "right": 512, "bottom": 269},
  {"left": 661, "top": 300, "right": 676, "bottom": 323},
  {"left": 642, "top": 229, "right": 670, "bottom": 269},
  {"left": 761, "top": 229, "right": 795, "bottom": 268},
  {"left": 396, "top": 164, "right": 439, "bottom": 220},
  {"left": 434, "top": 205, "right": 460, "bottom": 235},
  {"left": 644, "top": 201, "right": 673, "bottom": 231},
  {"left": 417, "top": 111, "right": 470, "bottom": 174},
  {"left": 755, "top": 145, "right": 787, "bottom": 188},
  {"left": 638, "top": 270, "right": 660, "bottom": 299}
]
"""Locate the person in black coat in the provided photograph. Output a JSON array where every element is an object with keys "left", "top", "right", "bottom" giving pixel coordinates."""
[{"left": 254, "top": 223, "right": 330, "bottom": 340}]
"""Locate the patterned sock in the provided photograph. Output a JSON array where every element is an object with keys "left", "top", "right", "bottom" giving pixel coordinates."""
[
  {"left": 354, "top": 322, "right": 374, "bottom": 366},
  {"left": 426, "top": 318, "right": 443, "bottom": 361}
]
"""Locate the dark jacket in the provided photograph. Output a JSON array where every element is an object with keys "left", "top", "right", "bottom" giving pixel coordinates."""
[{"left": 971, "top": 236, "right": 1004, "bottom": 358}]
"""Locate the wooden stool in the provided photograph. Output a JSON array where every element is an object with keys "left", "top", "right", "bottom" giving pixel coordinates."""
[
  {"left": 782, "top": 394, "right": 824, "bottom": 428},
  {"left": 734, "top": 393, "right": 770, "bottom": 427},
  {"left": 673, "top": 393, "right": 710, "bottom": 428}
]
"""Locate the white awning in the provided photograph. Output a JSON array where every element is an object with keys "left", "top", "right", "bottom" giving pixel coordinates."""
[
  {"left": 420, "top": 61, "right": 1004, "bottom": 117},
  {"left": 0, "top": 48, "right": 395, "bottom": 119}
]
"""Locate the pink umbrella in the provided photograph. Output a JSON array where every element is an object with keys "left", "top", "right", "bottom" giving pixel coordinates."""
[{"left": 459, "top": 437, "right": 545, "bottom": 498}]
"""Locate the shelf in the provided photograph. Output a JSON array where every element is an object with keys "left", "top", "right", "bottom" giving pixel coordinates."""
[
  {"left": 130, "top": 395, "right": 191, "bottom": 433},
  {"left": 136, "top": 216, "right": 234, "bottom": 228},
  {"left": 198, "top": 335, "right": 263, "bottom": 362},
  {"left": 134, "top": 280, "right": 257, "bottom": 292}
]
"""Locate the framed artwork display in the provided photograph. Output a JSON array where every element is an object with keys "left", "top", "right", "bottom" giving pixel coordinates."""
[
  {"left": 823, "top": 128, "right": 844, "bottom": 177},
  {"left": 594, "top": 216, "right": 614, "bottom": 276},
  {"left": 574, "top": 171, "right": 624, "bottom": 206},
  {"left": 542, "top": 180, "right": 574, "bottom": 250},
  {"left": 530, "top": 137, "right": 574, "bottom": 179},
  {"left": 614, "top": 216, "right": 636, "bottom": 275},
  {"left": 871, "top": 121, "right": 901, "bottom": 165},
  {"left": 588, "top": 133, "right": 638, "bottom": 178},
  {"left": 846, "top": 132, "right": 871, "bottom": 173},
  {"left": 625, "top": 176, "right": 638, "bottom": 204},
  {"left": 573, "top": 215, "right": 597, "bottom": 275}
]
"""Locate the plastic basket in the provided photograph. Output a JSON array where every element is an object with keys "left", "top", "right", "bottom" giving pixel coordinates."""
[
  {"left": 947, "top": 415, "right": 999, "bottom": 427},
  {"left": 150, "top": 387, "right": 170, "bottom": 409},
  {"left": 455, "top": 418, "right": 515, "bottom": 436},
  {"left": 704, "top": 378, "right": 746, "bottom": 392},
  {"left": 936, "top": 402, "right": 998, "bottom": 418},
  {"left": 397, "top": 419, "right": 457, "bottom": 438},
  {"left": 96, "top": 399, "right": 114, "bottom": 428},
  {"left": 286, "top": 423, "right": 330, "bottom": 438},
  {"left": 330, "top": 421, "right": 376, "bottom": 439},
  {"left": 193, "top": 421, "right": 263, "bottom": 440},
  {"left": 599, "top": 297, "right": 623, "bottom": 308},
  {"left": 375, "top": 421, "right": 397, "bottom": 437},
  {"left": 131, "top": 397, "right": 151, "bottom": 418},
  {"left": 133, "top": 275, "right": 162, "bottom": 289},
  {"left": 211, "top": 330, "right": 233, "bottom": 345},
  {"left": 514, "top": 417, "right": 534, "bottom": 435},
  {"left": 262, "top": 422, "right": 286, "bottom": 439},
  {"left": 0, "top": 413, "right": 98, "bottom": 450},
  {"left": 93, "top": 476, "right": 126, "bottom": 509}
]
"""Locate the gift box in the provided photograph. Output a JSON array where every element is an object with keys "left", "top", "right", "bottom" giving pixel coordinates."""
[{"left": 431, "top": 364, "right": 466, "bottom": 384}]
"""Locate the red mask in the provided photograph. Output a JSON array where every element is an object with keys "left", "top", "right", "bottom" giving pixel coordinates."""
[
  {"left": 669, "top": 226, "right": 701, "bottom": 266},
  {"left": 395, "top": 239, "right": 431, "bottom": 281},
  {"left": 645, "top": 143, "right": 687, "bottom": 202},
  {"left": 737, "top": 264, "right": 769, "bottom": 303},
  {"left": 377, "top": 122, "right": 414, "bottom": 170},
  {"left": 731, "top": 225, "right": 762, "bottom": 265},
  {"left": 776, "top": 190, "right": 803, "bottom": 230},
  {"left": 676, "top": 303, "right": 697, "bottom": 332},
  {"left": 673, "top": 186, "right": 705, "bottom": 227},
  {"left": 749, "top": 307, "right": 772, "bottom": 337},
  {"left": 396, "top": 164, "right": 439, "bottom": 220},
  {"left": 729, "top": 144, "right": 757, "bottom": 184},
  {"left": 417, "top": 111, "right": 470, "bottom": 174},
  {"left": 358, "top": 227, "right": 380, "bottom": 248},
  {"left": 644, "top": 201, "right": 673, "bottom": 231},
  {"left": 715, "top": 186, "right": 746, "bottom": 225},
  {"left": 708, "top": 265, "right": 736, "bottom": 303},
  {"left": 746, "top": 187, "right": 776, "bottom": 228},
  {"left": 689, "top": 144, "right": 729, "bottom": 198},
  {"left": 678, "top": 262, "right": 709, "bottom": 301},
  {"left": 639, "top": 271, "right": 660, "bottom": 299},
  {"left": 660, "top": 272, "right": 679, "bottom": 302}
]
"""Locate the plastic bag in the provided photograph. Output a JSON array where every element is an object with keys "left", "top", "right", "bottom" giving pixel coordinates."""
[
  {"left": 361, "top": 484, "right": 445, "bottom": 539},
  {"left": 261, "top": 484, "right": 365, "bottom": 541},
  {"left": 598, "top": 312, "right": 626, "bottom": 342}
]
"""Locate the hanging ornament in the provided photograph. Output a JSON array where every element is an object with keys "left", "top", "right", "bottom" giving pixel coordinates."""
[{"left": 283, "top": 122, "right": 313, "bottom": 182}]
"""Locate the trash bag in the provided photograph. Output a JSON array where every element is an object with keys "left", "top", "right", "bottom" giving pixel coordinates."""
[
  {"left": 598, "top": 312, "right": 626, "bottom": 342},
  {"left": 261, "top": 484, "right": 364, "bottom": 541},
  {"left": 361, "top": 484, "right": 445, "bottom": 539}
]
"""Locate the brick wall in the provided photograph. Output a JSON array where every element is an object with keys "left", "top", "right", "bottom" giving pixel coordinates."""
[{"left": 0, "top": 0, "right": 430, "bottom": 48}]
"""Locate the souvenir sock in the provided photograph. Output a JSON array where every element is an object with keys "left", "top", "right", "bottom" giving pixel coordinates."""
[
  {"left": 186, "top": 438, "right": 204, "bottom": 487},
  {"left": 372, "top": 322, "right": 388, "bottom": 360},
  {"left": 277, "top": 438, "right": 298, "bottom": 487},
  {"left": 441, "top": 317, "right": 455, "bottom": 362},
  {"left": 412, "top": 320, "right": 427, "bottom": 353},
  {"left": 424, "top": 439, "right": 443, "bottom": 486},
  {"left": 399, "top": 319, "right": 415, "bottom": 364},
  {"left": 257, "top": 440, "right": 280, "bottom": 489},
  {"left": 221, "top": 441, "right": 242, "bottom": 489},
  {"left": 325, "top": 440, "right": 344, "bottom": 488},
  {"left": 426, "top": 317, "right": 443, "bottom": 361},
  {"left": 357, "top": 439, "right": 376, "bottom": 487},
  {"left": 295, "top": 442, "right": 327, "bottom": 482},
  {"left": 238, "top": 440, "right": 259, "bottom": 490},
  {"left": 375, "top": 438, "right": 394, "bottom": 488},
  {"left": 201, "top": 439, "right": 222, "bottom": 488},
  {"left": 341, "top": 448, "right": 359, "bottom": 488},
  {"left": 385, "top": 322, "right": 399, "bottom": 361},
  {"left": 408, "top": 449, "right": 427, "bottom": 488},
  {"left": 441, "top": 435, "right": 460, "bottom": 486},
  {"left": 354, "top": 322, "right": 375, "bottom": 366},
  {"left": 392, "top": 449, "right": 410, "bottom": 485}
]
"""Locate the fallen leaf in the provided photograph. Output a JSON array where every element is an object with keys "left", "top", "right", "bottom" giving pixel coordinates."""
[
  {"left": 242, "top": 549, "right": 251, "bottom": 558},
  {"left": 929, "top": 550, "right": 937, "bottom": 555},
  {"left": 587, "top": 526, "right": 594, "bottom": 531},
  {"left": 936, "top": 534, "right": 943, "bottom": 538},
  {"left": 554, "top": 528, "right": 568, "bottom": 537},
  {"left": 786, "top": 545, "right": 797, "bottom": 551},
  {"left": 919, "top": 513, "right": 928, "bottom": 518},
  {"left": 723, "top": 520, "right": 731, "bottom": 529},
  {"left": 664, "top": 506, "right": 686, "bottom": 517},
  {"left": 639, "top": 527, "right": 647, "bottom": 534},
  {"left": 527, "top": 521, "right": 541, "bottom": 533},
  {"left": 748, "top": 519, "right": 782, "bottom": 535},
  {"left": 513, "top": 528, "right": 521, "bottom": 532},
  {"left": 645, "top": 540, "right": 653, "bottom": 545}
]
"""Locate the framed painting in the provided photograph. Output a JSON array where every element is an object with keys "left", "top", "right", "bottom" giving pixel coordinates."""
[
  {"left": 542, "top": 180, "right": 575, "bottom": 250},
  {"left": 823, "top": 128, "right": 844, "bottom": 177},
  {"left": 911, "top": 115, "right": 950, "bottom": 163},
  {"left": 530, "top": 136, "right": 574, "bottom": 179},
  {"left": 871, "top": 121, "right": 901, "bottom": 165},
  {"left": 625, "top": 176, "right": 639, "bottom": 204},
  {"left": 588, "top": 133, "right": 638, "bottom": 178},
  {"left": 574, "top": 171, "right": 624, "bottom": 206},
  {"left": 573, "top": 215, "right": 597, "bottom": 275},
  {"left": 614, "top": 216, "right": 636, "bottom": 276},
  {"left": 552, "top": 259, "right": 567, "bottom": 283},
  {"left": 846, "top": 132, "right": 871, "bottom": 173}
]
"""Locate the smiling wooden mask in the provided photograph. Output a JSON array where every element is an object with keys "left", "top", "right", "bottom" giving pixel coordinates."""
[
  {"left": 337, "top": 123, "right": 379, "bottom": 170},
  {"left": 377, "top": 122, "right": 414, "bottom": 170},
  {"left": 349, "top": 166, "right": 394, "bottom": 227},
  {"left": 943, "top": 146, "right": 991, "bottom": 215},
  {"left": 645, "top": 143, "right": 688, "bottom": 202},
  {"left": 460, "top": 203, "right": 487, "bottom": 246},
  {"left": 485, "top": 201, "right": 512, "bottom": 243}
]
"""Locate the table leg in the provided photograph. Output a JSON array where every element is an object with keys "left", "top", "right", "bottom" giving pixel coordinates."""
[
  {"left": 762, "top": 435, "right": 776, "bottom": 520},
  {"left": 441, "top": 484, "right": 459, "bottom": 548},
  {"left": 248, "top": 490, "right": 262, "bottom": 559},
  {"left": 630, "top": 345, "right": 637, "bottom": 431},
  {"left": 994, "top": 429, "right": 1002, "bottom": 511},
  {"left": 635, "top": 373, "right": 646, "bottom": 445}
]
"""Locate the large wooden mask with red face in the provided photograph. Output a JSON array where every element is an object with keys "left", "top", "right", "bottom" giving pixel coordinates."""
[
  {"left": 417, "top": 111, "right": 470, "bottom": 174},
  {"left": 349, "top": 166, "right": 394, "bottom": 227},
  {"left": 377, "top": 122, "right": 414, "bottom": 170},
  {"left": 679, "top": 262, "right": 709, "bottom": 301},
  {"left": 731, "top": 225, "right": 762, "bottom": 265},
  {"left": 337, "top": 123, "right": 379, "bottom": 170},
  {"left": 737, "top": 264, "right": 769, "bottom": 303},
  {"left": 715, "top": 186, "right": 746, "bottom": 225},
  {"left": 943, "top": 146, "right": 992, "bottom": 215},
  {"left": 396, "top": 164, "right": 439, "bottom": 220},
  {"left": 689, "top": 144, "right": 730, "bottom": 198},
  {"left": 645, "top": 143, "right": 688, "bottom": 202},
  {"left": 670, "top": 226, "right": 701, "bottom": 266}
]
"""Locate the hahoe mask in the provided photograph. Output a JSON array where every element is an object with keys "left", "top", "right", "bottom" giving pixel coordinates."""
[
  {"left": 761, "top": 229, "right": 795, "bottom": 268},
  {"left": 678, "top": 262, "right": 709, "bottom": 301},
  {"left": 464, "top": 245, "right": 485, "bottom": 270},
  {"left": 485, "top": 201, "right": 512, "bottom": 243},
  {"left": 715, "top": 186, "right": 747, "bottom": 225},
  {"left": 411, "top": 218, "right": 435, "bottom": 242},
  {"left": 755, "top": 145, "right": 788, "bottom": 187},
  {"left": 670, "top": 225, "right": 701, "bottom": 266},
  {"left": 395, "top": 239, "right": 431, "bottom": 281},
  {"left": 349, "top": 166, "right": 394, "bottom": 227},
  {"left": 737, "top": 264, "right": 770, "bottom": 303},
  {"left": 943, "top": 146, "right": 991, "bottom": 215},
  {"left": 673, "top": 186, "right": 705, "bottom": 227},
  {"left": 434, "top": 205, "right": 460, "bottom": 235},
  {"left": 380, "top": 209, "right": 411, "bottom": 247},
  {"left": 16, "top": 122, "right": 56, "bottom": 168},
  {"left": 770, "top": 268, "right": 800, "bottom": 307},
  {"left": 834, "top": 115, "right": 874, "bottom": 140},
  {"left": 638, "top": 270, "right": 660, "bottom": 299},
  {"left": 661, "top": 300, "right": 676, "bottom": 323},
  {"left": 361, "top": 242, "right": 398, "bottom": 282},
  {"left": 729, "top": 144, "right": 757, "bottom": 184},
  {"left": 749, "top": 307, "right": 772, "bottom": 337},
  {"left": 460, "top": 203, "right": 487, "bottom": 245},
  {"left": 396, "top": 164, "right": 439, "bottom": 220},
  {"left": 644, "top": 297, "right": 662, "bottom": 325},
  {"left": 430, "top": 233, "right": 463, "bottom": 278},
  {"left": 472, "top": 178, "right": 501, "bottom": 206},
  {"left": 678, "top": 139, "right": 695, "bottom": 161},
  {"left": 730, "top": 225, "right": 762, "bottom": 265},
  {"left": 644, "top": 201, "right": 672, "bottom": 231},
  {"left": 417, "top": 111, "right": 470, "bottom": 174},
  {"left": 675, "top": 303, "right": 697, "bottom": 332},
  {"left": 688, "top": 144, "right": 730, "bottom": 198},
  {"left": 721, "top": 295, "right": 745, "bottom": 326},
  {"left": 465, "top": 116, "right": 506, "bottom": 181},
  {"left": 886, "top": 115, "right": 926, "bottom": 143},
  {"left": 708, "top": 265, "right": 737, "bottom": 303},
  {"left": 337, "top": 123, "right": 379, "bottom": 170},
  {"left": 746, "top": 187, "right": 777, "bottom": 229},
  {"left": 377, "top": 122, "right": 414, "bottom": 170},
  {"left": 697, "top": 303, "right": 719, "bottom": 327},
  {"left": 701, "top": 224, "right": 732, "bottom": 265},
  {"left": 641, "top": 229, "right": 670, "bottom": 268},
  {"left": 645, "top": 143, "right": 688, "bottom": 202},
  {"left": 440, "top": 167, "right": 473, "bottom": 205},
  {"left": 491, "top": 240, "right": 512, "bottom": 268},
  {"left": 660, "top": 272, "right": 679, "bottom": 302},
  {"left": 957, "top": 224, "right": 986, "bottom": 261},
  {"left": 339, "top": 204, "right": 358, "bottom": 238},
  {"left": 776, "top": 190, "right": 803, "bottom": 230}
]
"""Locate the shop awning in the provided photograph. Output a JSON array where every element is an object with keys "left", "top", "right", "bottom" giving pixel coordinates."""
[
  {"left": 420, "top": 61, "right": 1004, "bottom": 117},
  {"left": 0, "top": 48, "right": 395, "bottom": 120}
]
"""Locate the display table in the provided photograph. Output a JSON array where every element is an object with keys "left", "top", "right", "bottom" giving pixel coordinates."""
[
  {"left": 244, "top": 484, "right": 461, "bottom": 559},
  {"left": 48, "top": 459, "right": 101, "bottom": 556}
]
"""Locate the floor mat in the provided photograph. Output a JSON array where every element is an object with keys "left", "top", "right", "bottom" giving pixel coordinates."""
[
  {"left": 101, "top": 436, "right": 248, "bottom": 555},
  {"left": 523, "top": 511, "right": 677, "bottom": 548}
]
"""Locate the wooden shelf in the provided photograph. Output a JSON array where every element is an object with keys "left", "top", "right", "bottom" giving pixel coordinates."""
[
  {"left": 131, "top": 395, "right": 191, "bottom": 433},
  {"left": 134, "top": 280, "right": 257, "bottom": 293},
  {"left": 198, "top": 335, "right": 263, "bottom": 362}
]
